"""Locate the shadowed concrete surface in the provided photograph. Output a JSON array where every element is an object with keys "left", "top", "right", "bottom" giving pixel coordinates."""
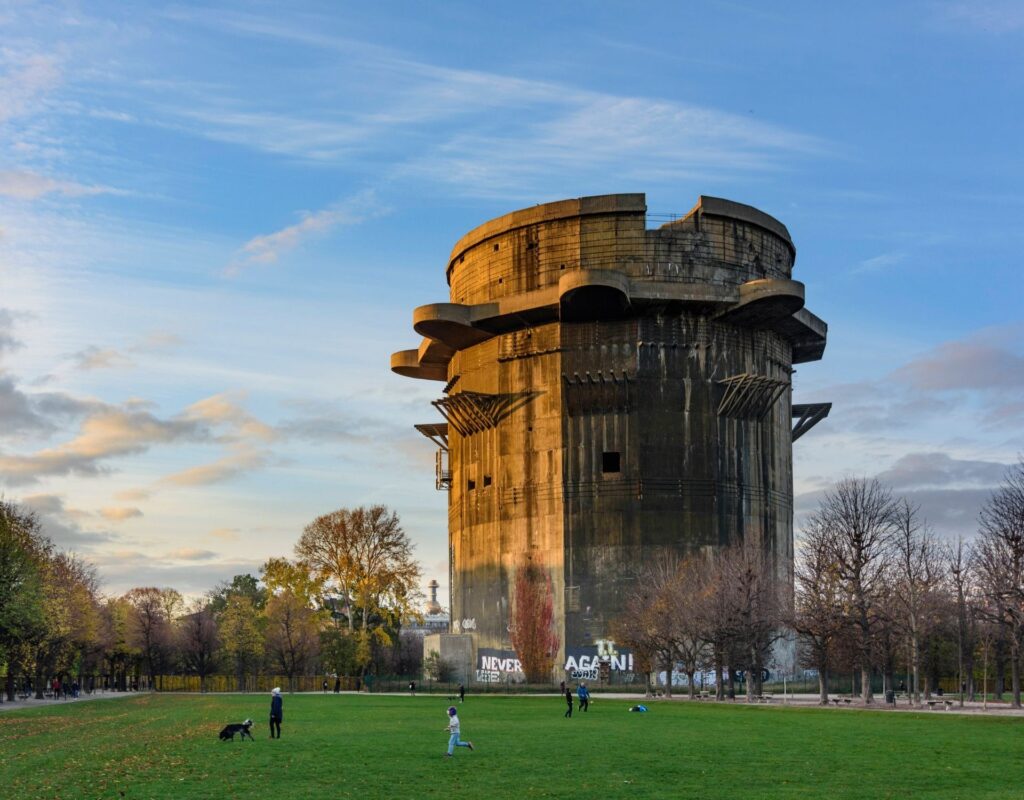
[{"left": 391, "top": 194, "right": 830, "bottom": 679}]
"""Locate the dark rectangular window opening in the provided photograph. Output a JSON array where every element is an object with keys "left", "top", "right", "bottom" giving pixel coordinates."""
[
  {"left": 493, "top": 243, "right": 500, "bottom": 252},
  {"left": 602, "top": 451, "right": 621, "bottom": 473},
  {"left": 483, "top": 475, "right": 492, "bottom": 487},
  {"left": 467, "top": 479, "right": 476, "bottom": 491}
]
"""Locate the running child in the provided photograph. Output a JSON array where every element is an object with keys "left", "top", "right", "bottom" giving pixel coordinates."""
[{"left": 444, "top": 706, "right": 474, "bottom": 757}]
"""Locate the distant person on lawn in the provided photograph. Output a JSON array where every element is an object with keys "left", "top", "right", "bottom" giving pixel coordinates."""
[
  {"left": 444, "top": 706, "right": 473, "bottom": 757},
  {"left": 270, "top": 687, "right": 283, "bottom": 739},
  {"left": 564, "top": 686, "right": 574, "bottom": 718},
  {"left": 577, "top": 683, "right": 590, "bottom": 712}
]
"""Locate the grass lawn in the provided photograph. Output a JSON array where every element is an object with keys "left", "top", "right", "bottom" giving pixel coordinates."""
[{"left": 1, "top": 693, "right": 1021, "bottom": 799}]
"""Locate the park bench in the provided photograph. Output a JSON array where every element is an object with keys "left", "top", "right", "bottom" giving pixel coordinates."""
[
  {"left": 830, "top": 698, "right": 853, "bottom": 706},
  {"left": 926, "top": 699, "right": 954, "bottom": 710}
]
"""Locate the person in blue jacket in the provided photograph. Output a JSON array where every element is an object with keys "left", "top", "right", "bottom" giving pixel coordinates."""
[
  {"left": 270, "top": 687, "right": 283, "bottom": 739},
  {"left": 577, "top": 682, "right": 590, "bottom": 712}
]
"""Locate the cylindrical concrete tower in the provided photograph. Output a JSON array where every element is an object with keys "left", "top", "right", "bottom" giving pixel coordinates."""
[{"left": 392, "top": 194, "right": 828, "bottom": 678}]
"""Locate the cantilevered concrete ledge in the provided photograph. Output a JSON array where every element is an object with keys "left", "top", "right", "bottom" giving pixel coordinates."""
[
  {"left": 413, "top": 303, "right": 493, "bottom": 349},
  {"left": 776, "top": 308, "right": 828, "bottom": 364},
  {"left": 392, "top": 276, "right": 826, "bottom": 378},
  {"left": 716, "top": 278, "right": 805, "bottom": 326},
  {"left": 391, "top": 349, "right": 447, "bottom": 381}
]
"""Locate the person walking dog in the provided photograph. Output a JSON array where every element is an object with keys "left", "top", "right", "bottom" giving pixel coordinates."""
[
  {"left": 270, "top": 687, "right": 283, "bottom": 739},
  {"left": 444, "top": 706, "right": 473, "bottom": 757}
]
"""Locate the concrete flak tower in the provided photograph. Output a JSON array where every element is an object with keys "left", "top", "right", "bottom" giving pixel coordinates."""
[{"left": 391, "top": 194, "right": 828, "bottom": 679}]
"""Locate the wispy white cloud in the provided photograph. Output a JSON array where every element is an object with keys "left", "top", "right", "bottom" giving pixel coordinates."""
[
  {"left": 208, "top": 527, "right": 241, "bottom": 541},
  {"left": 893, "top": 333, "right": 1024, "bottom": 392},
  {"left": 399, "top": 94, "right": 824, "bottom": 199},
  {"left": 165, "top": 547, "right": 217, "bottom": 561},
  {"left": 98, "top": 505, "right": 143, "bottom": 522},
  {"left": 852, "top": 251, "right": 907, "bottom": 274},
  {"left": 130, "top": 332, "right": 183, "bottom": 352},
  {"left": 131, "top": 14, "right": 825, "bottom": 197},
  {"left": 0, "top": 407, "right": 206, "bottom": 485},
  {"left": 114, "top": 488, "right": 150, "bottom": 501},
  {"left": 0, "top": 51, "right": 61, "bottom": 123},
  {"left": 0, "top": 169, "right": 124, "bottom": 200},
  {"left": 71, "top": 345, "right": 131, "bottom": 370},
  {"left": 183, "top": 393, "right": 276, "bottom": 442},
  {"left": 17, "top": 492, "right": 118, "bottom": 550},
  {"left": 0, "top": 308, "right": 26, "bottom": 358},
  {"left": 226, "top": 190, "right": 385, "bottom": 274},
  {"left": 942, "top": 1, "right": 1024, "bottom": 33},
  {"left": 159, "top": 446, "right": 268, "bottom": 488}
]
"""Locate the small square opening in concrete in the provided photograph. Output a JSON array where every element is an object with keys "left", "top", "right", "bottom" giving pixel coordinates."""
[
  {"left": 467, "top": 479, "right": 476, "bottom": 491},
  {"left": 602, "top": 451, "right": 620, "bottom": 473},
  {"left": 483, "top": 475, "right": 492, "bottom": 487}
]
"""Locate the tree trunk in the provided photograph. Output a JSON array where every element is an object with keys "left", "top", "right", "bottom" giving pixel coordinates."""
[
  {"left": 662, "top": 655, "right": 673, "bottom": 698},
  {"left": 995, "top": 641, "right": 1006, "bottom": 699},
  {"left": 687, "top": 670, "right": 696, "bottom": 699},
  {"left": 4, "top": 671, "right": 13, "bottom": 702},
  {"left": 912, "top": 633, "right": 921, "bottom": 706},
  {"left": 861, "top": 665, "right": 872, "bottom": 704},
  {"left": 1011, "top": 633, "right": 1022, "bottom": 709},
  {"left": 956, "top": 621, "right": 965, "bottom": 707},
  {"left": 714, "top": 649, "right": 724, "bottom": 701},
  {"left": 726, "top": 668, "right": 736, "bottom": 700},
  {"left": 818, "top": 662, "right": 829, "bottom": 705}
]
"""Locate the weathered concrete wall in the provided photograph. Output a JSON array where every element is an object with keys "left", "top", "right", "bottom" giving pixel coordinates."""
[
  {"left": 423, "top": 633, "right": 474, "bottom": 684},
  {"left": 393, "top": 194, "right": 826, "bottom": 679}
]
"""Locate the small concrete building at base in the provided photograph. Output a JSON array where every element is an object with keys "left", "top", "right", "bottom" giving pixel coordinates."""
[{"left": 393, "top": 194, "right": 829, "bottom": 683}]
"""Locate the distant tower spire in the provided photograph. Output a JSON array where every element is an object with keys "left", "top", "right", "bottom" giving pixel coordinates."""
[{"left": 426, "top": 579, "right": 442, "bottom": 614}]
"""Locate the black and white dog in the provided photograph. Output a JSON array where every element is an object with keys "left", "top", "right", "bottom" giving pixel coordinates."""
[{"left": 219, "top": 719, "right": 254, "bottom": 741}]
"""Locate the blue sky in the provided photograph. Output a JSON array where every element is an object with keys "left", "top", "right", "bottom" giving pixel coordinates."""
[{"left": 1, "top": 1, "right": 1022, "bottom": 598}]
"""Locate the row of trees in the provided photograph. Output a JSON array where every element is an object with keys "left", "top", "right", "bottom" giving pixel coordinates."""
[
  {"left": 610, "top": 460, "right": 1024, "bottom": 707},
  {"left": 1, "top": 502, "right": 104, "bottom": 700},
  {"left": 796, "top": 462, "right": 1024, "bottom": 707},
  {"left": 0, "top": 503, "right": 424, "bottom": 698},
  {"left": 611, "top": 542, "right": 783, "bottom": 700}
]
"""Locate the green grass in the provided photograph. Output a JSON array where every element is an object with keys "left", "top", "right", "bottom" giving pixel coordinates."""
[{"left": 1, "top": 693, "right": 1021, "bottom": 799}]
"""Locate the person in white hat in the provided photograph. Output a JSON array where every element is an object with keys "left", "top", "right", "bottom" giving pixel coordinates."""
[{"left": 270, "top": 687, "right": 283, "bottom": 739}]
